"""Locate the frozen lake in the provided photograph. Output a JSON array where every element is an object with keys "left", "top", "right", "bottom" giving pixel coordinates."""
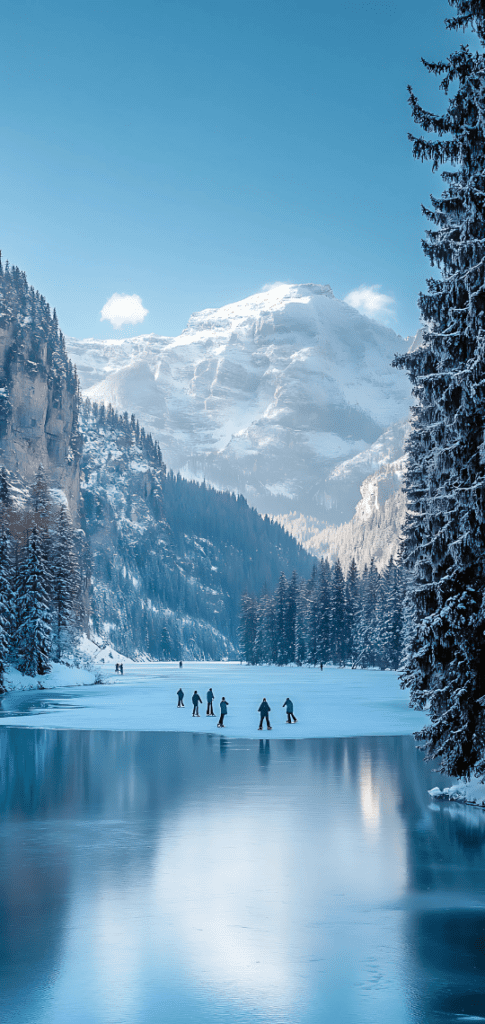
[
  {"left": 0, "top": 663, "right": 429, "bottom": 738},
  {"left": 1, "top": 727, "right": 485, "bottom": 1024}
]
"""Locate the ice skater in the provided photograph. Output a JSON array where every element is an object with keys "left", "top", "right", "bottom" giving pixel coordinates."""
[
  {"left": 258, "top": 698, "right": 272, "bottom": 730},
  {"left": 192, "top": 690, "right": 202, "bottom": 716},
  {"left": 206, "top": 687, "right": 215, "bottom": 715},
  {"left": 217, "top": 697, "right": 229, "bottom": 727},
  {"left": 283, "top": 697, "right": 297, "bottom": 723},
  {"left": 177, "top": 687, "right": 184, "bottom": 707}
]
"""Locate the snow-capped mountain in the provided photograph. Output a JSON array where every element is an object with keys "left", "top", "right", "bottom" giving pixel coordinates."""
[{"left": 68, "top": 283, "right": 412, "bottom": 524}]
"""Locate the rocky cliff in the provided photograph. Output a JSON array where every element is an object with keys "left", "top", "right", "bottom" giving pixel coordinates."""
[{"left": 0, "top": 260, "right": 82, "bottom": 518}]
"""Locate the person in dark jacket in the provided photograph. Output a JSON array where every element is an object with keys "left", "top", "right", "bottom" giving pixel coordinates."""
[
  {"left": 177, "top": 688, "right": 184, "bottom": 707},
  {"left": 217, "top": 697, "right": 229, "bottom": 727},
  {"left": 258, "top": 698, "right": 272, "bottom": 730},
  {"left": 206, "top": 687, "right": 215, "bottom": 716},
  {"left": 192, "top": 690, "right": 202, "bottom": 716},
  {"left": 283, "top": 697, "right": 297, "bottom": 723}
]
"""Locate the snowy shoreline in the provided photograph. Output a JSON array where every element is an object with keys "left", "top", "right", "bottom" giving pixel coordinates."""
[{"left": 429, "top": 778, "right": 485, "bottom": 808}]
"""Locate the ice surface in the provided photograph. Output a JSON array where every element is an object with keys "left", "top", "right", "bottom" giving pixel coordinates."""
[{"left": 0, "top": 662, "right": 428, "bottom": 738}]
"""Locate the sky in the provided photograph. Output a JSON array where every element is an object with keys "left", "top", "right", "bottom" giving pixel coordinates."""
[{"left": 0, "top": 0, "right": 474, "bottom": 341}]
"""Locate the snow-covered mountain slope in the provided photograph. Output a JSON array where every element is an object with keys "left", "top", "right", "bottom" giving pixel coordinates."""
[
  {"left": 276, "top": 446, "right": 407, "bottom": 573},
  {"left": 80, "top": 400, "right": 314, "bottom": 660},
  {"left": 68, "top": 283, "right": 412, "bottom": 524}
]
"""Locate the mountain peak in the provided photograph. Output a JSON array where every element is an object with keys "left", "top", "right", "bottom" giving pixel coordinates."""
[{"left": 68, "top": 280, "right": 411, "bottom": 525}]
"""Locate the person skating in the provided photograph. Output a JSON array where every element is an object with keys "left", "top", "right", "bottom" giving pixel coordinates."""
[
  {"left": 258, "top": 698, "right": 272, "bottom": 730},
  {"left": 192, "top": 690, "right": 202, "bottom": 716},
  {"left": 217, "top": 697, "right": 229, "bottom": 727},
  {"left": 206, "top": 687, "right": 215, "bottom": 716},
  {"left": 177, "top": 688, "right": 184, "bottom": 707},
  {"left": 283, "top": 697, "right": 297, "bottom": 723}
]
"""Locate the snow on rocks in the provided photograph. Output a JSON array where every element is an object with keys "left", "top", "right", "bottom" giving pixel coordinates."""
[{"left": 429, "top": 778, "right": 485, "bottom": 808}]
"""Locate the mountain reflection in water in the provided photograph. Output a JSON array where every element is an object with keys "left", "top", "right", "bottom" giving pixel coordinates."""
[{"left": 0, "top": 729, "right": 484, "bottom": 1024}]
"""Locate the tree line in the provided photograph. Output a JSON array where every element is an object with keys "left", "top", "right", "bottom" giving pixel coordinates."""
[
  {"left": 0, "top": 467, "right": 83, "bottom": 690},
  {"left": 239, "top": 556, "right": 404, "bottom": 670}
]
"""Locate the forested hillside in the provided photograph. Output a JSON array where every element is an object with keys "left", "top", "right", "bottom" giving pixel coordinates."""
[
  {"left": 239, "top": 556, "right": 404, "bottom": 670},
  {"left": 0, "top": 258, "right": 317, "bottom": 668},
  {"left": 81, "top": 400, "right": 315, "bottom": 660}
]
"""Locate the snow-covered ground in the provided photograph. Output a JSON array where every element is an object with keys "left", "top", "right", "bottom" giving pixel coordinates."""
[
  {"left": 0, "top": 662, "right": 428, "bottom": 739},
  {"left": 3, "top": 663, "right": 96, "bottom": 691}
]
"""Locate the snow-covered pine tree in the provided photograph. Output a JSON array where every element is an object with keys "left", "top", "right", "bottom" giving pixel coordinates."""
[
  {"left": 315, "top": 558, "right": 331, "bottom": 665},
  {"left": 13, "top": 528, "right": 52, "bottom": 676},
  {"left": 330, "top": 558, "right": 346, "bottom": 665},
  {"left": 238, "top": 592, "right": 258, "bottom": 664},
  {"left": 305, "top": 564, "right": 319, "bottom": 665},
  {"left": 345, "top": 558, "right": 360, "bottom": 666},
  {"left": 394, "top": 0, "right": 485, "bottom": 777},
  {"left": 275, "top": 572, "right": 288, "bottom": 664},
  {"left": 0, "top": 530, "right": 12, "bottom": 692},
  {"left": 294, "top": 575, "right": 307, "bottom": 664},
  {"left": 0, "top": 467, "right": 11, "bottom": 508},
  {"left": 51, "top": 505, "right": 81, "bottom": 662}
]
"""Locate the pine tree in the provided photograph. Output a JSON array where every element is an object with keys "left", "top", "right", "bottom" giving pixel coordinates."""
[
  {"left": 239, "top": 592, "right": 258, "bottom": 664},
  {"left": 331, "top": 559, "right": 346, "bottom": 665},
  {"left": 0, "top": 467, "right": 11, "bottom": 508},
  {"left": 294, "top": 576, "right": 307, "bottom": 664},
  {"left": 394, "top": 0, "right": 485, "bottom": 777},
  {"left": 275, "top": 572, "right": 288, "bottom": 664},
  {"left": 51, "top": 505, "right": 81, "bottom": 662},
  {"left": 315, "top": 559, "right": 331, "bottom": 665},
  {"left": 13, "top": 528, "right": 52, "bottom": 676},
  {"left": 0, "top": 531, "right": 12, "bottom": 691},
  {"left": 346, "top": 558, "right": 360, "bottom": 666},
  {"left": 305, "top": 564, "right": 319, "bottom": 665}
]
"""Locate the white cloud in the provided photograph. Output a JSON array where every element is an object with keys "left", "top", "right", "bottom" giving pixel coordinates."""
[
  {"left": 344, "top": 285, "right": 395, "bottom": 324},
  {"left": 100, "top": 293, "right": 148, "bottom": 329}
]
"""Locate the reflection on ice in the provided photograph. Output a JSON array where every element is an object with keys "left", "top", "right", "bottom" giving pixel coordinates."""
[{"left": 0, "top": 729, "right": 484, "bottom": 1024}]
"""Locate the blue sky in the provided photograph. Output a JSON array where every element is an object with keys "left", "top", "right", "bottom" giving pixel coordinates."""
[{"left": 0, "top": 0, "right": 472, "bottom": 340}]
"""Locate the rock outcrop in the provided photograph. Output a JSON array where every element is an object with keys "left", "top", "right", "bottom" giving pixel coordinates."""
[{"left": 0, "top": 260, "right": 82, "bottom": 519}]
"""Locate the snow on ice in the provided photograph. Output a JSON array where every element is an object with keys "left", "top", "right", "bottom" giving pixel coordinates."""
[{"left": 0, "top": 662, "right": 428, "bottom": 739}]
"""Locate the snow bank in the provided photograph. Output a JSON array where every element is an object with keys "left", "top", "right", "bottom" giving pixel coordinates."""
[
  {"left": 0, "top": 662, "right": 429, "bottom": 739},
  {"left": 4, "top": 663, "right": 96, "bottom": 691},
  {"left": 429, "top": 777, "right": 485, "bottom": 807}
]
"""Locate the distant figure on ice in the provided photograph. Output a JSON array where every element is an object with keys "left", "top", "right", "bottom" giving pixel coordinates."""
[
  {"left": 179, "top": 661, "right": 183, "bottom": 668},
  {"left": 320, "top": 663, "right": 323, "bottom": 671},
  {"left": 177, "top": 687, "right": 184, "bottom": 707},
  {"left": 115, "top": 664, "right": 119, "bottom": 673},
  {"left": 217, "top": 697, "right": 229, "bottom": 728},
  {"left": 119, "top": 663, "right": 123, "bottom": 675},
  {"left": 258, "top": 698, "right": 272, "bottom": 731},
  {"left": 206, "top": 687, "right": 215, "bottom": 716},
  {"left": 283, "top": 697, "right": 297, "bottom": 723},
  {"left": 192, "top": 690, "right": 202, "bottom": 716}
]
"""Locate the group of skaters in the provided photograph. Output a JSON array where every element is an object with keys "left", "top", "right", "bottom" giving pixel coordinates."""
[
  {"left": 176, "top": 687, "right": 297, "bottom": 729},
  {"left": 114, "top": 663, "right": 124, "bottom": 674}
]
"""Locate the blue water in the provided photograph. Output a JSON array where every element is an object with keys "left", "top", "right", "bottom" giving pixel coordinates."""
[{"left": 1, "top": 729, "right": 485, "bottom": 1024}]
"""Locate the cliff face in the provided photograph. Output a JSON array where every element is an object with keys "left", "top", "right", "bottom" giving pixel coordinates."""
[{"left": 0, "top": 262, "right": 82, "bottom": 519}]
